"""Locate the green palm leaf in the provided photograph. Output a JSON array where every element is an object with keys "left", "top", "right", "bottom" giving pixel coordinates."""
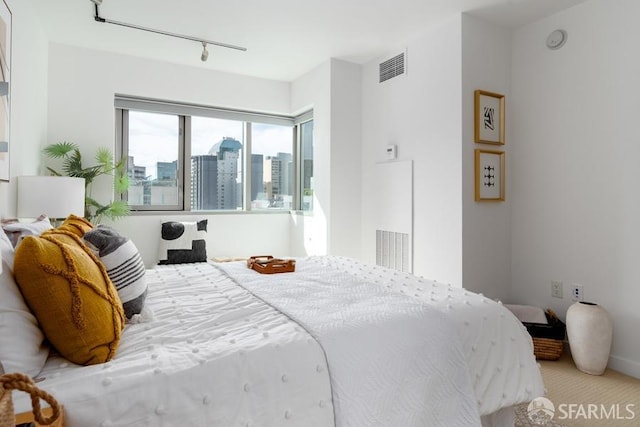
[
  {"left": 43, "top": 141, "right": 77, "bottom": 158},
  {"left": 43, "top": 142, "right": 130, "bottom": 224}
]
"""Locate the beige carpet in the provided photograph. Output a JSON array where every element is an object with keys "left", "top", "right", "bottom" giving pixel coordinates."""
[{"left": 515, "top": 350, "right": 640, "bottom": 427}]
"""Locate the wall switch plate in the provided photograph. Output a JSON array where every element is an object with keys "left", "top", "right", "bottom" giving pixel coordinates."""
[
  {"left": 571, "top": 284, "right": 584, "bottom": 302},
  {"left": 551, "top": 280, "right": 563, "bottom": 298}
]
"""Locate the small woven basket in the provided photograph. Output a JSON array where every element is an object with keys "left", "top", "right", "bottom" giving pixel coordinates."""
[
  {"left": 532, "top": 337, "right": 564, "bottom": 361},
  {"left": 0, "top": 373, "right": 61, "bottom": 427},
  {"left": 525, "top": 309, "right": 566, "bottom": 361}
]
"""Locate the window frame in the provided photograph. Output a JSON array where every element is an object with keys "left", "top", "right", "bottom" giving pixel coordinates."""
[{"left": 115, "top": 95, "right": 312, "bottom": 213}]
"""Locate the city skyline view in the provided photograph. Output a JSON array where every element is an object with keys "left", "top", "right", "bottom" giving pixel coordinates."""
[{"left": 129, "top": 111, "right": 294, "bottom": 180}]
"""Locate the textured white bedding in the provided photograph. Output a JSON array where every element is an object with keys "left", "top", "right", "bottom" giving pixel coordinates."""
[
  {"left": 13, "top": 256, "right": 543, "bottom": 427},
  {"left": 217, "top": 257, "right": 481, "bottom": 426},
  {"left": 301, "top": 256, "right": 545, "bottom": 417},
  {"left": 15, "top": 262, "right": 335, "bottom": 427}
]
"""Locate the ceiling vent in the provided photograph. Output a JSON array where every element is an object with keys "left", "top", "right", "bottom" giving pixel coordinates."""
[{"left": 379, "top": 50, "right": 407, "bottom": 83}]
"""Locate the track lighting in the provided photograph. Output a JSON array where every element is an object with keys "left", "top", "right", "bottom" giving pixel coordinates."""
[
  {"left": 89, "top": 0, "right": 246, "bottom": 62},
  {"left": 201, "top": 42, "right": 209, "bottom": 62}
]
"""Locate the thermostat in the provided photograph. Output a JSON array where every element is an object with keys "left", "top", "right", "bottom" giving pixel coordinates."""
[{"left": 386, "top": 145, "right": 397, "bottom": 160}]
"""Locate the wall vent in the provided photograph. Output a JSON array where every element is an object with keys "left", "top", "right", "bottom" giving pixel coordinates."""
[
  {"left": 376, "top": 230, "right": 411, "bottom": 273},
  {"left": 379, "top": 51, "right": 406, "bottom": 83}
]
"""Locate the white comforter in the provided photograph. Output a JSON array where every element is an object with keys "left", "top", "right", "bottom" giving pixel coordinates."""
[
  {"left": 15, "top": 262, "right": 336, "bottom": 427},
  {"left": 307, "top": 256, "right": 545, "bottom": 416},
  {"left": 13, "top": 257, "right": 543, "bottom": 427},
  {"left": 217, "top": 258, "right": 481, "bottom": 427}
]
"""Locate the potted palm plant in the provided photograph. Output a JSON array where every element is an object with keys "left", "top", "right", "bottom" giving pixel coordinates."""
[{"left": 43, "top": 141, "right": 130, "bottom": 223}]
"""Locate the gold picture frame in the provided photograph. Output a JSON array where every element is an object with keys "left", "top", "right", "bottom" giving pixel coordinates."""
[
  {"left": 474, "top": 90, "right": 504, "bottom": 145},
  {"left": 475, "top": 149, "right": 505, "bottom": 202}
]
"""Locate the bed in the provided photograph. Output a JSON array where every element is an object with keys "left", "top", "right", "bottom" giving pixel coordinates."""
[{"left": 11, "top": 255, "right": 544, "bottom": 427}]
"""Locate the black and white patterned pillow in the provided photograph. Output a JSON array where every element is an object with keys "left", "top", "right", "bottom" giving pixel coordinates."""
[
  {"left": 158, "top": 219, "right": 208, "bottom": 265},
  {"left": 84, "top": 225, "right": 147, "bottom": 319}
]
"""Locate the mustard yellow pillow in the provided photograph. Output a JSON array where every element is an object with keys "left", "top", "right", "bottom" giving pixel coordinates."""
[
  {"left": 13, "top": 229, "right": 124, "bottom": 365},
  {"left": 57, "top": 214, "right": 94, "bottom": 238}
]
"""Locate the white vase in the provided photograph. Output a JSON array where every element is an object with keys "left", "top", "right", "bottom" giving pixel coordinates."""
[{"left": 566, "top": 302, "right": 613, "bottom": 375}]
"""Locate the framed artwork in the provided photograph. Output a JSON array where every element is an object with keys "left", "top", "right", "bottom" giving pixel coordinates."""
[
  {"left": 475, "top": 149, "right": 505, "bottom": 201},
  {"left": 0, "top": 0, "right": 10, "bottom": 181},
  {"left": 474, "top": 90, "right": 504, "bottom": 145}
]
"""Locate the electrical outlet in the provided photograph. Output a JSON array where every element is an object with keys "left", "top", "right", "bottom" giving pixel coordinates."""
[
  {"left": 551, "top": 280, "right": 563, "bottom": 298},
  {"left": 571, "top": 284, "right": 584, "bottom": 302}
]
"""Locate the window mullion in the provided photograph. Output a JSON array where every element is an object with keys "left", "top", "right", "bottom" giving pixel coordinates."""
[
  {"left": 292, "top": 124, "right": 300, "bottom": 210},
  {"left": 182, "top": 115, "right": 191, "bottom": 211},
  {"left": 244, "top": 122, "right": 252, "bottom": 211}
]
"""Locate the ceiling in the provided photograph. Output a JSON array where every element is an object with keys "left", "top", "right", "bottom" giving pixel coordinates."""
[{"left": 31, "top": 0, "right": 587, "bottom": 82}]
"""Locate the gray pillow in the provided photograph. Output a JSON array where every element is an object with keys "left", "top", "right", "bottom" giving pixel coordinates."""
[{"left": 84, "top": 225, "right": 147, "bottom": 319}]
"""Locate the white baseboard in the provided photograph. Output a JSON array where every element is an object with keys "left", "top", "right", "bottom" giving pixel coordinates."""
[{"left": 608, "top": 354, "right": 640, "bottom": 379}]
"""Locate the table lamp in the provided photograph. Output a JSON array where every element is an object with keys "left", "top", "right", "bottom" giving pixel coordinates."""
[{"left": 17, "top": 176, "right": 85, "bottom": 224}]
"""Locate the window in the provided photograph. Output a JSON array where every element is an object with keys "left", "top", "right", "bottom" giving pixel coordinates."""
[
  {"left": 251, "top": 123, "right": 293, "bottom": 210},
  {"left": 190, "top": 117, "right": 244, "bottom": 211},
  {"left": 299, "top": 120, "right": 314, "bottom": 211},
  {"left": 126, "top": 111, "right": 182, "bottom": 209},
  {"left": 115, "top": 96, "right": 313, "bottom": 212}
]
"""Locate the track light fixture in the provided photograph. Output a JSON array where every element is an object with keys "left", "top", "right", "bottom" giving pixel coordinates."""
[
  {"left": 201, "top": 42, "right": 209, "bottom": 62},
  {"left": 88, "top": 0, "right": 247, "bottom": 61}
]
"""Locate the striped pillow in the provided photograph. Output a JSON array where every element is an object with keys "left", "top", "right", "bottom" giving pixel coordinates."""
[{"left": 84, "top": 225, "right": 147, "bottom": 319}]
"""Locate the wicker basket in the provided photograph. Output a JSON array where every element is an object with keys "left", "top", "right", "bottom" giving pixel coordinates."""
[
  {"left": 0, "top": 373, "right": 62, "bottom": 427},
  {"left": 532, "top": 337, "right": 564, "bottom": 361},
  {"left": 524, "top": 309, "right": 566, "bottom": 361}
]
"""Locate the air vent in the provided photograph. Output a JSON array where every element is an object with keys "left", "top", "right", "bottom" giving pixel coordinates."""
[
  {"left": 379, "top": 51, "right": 406, "bottom": 83},
  {"left": 376, "top": 230, "right": 411, "bottom": 273}
]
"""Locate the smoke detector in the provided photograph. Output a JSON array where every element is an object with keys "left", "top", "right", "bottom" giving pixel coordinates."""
[{"left": 546, "top": 29, "right": 567, "bottom": 50}]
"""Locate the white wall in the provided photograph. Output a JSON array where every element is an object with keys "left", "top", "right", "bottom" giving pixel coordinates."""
[
  {"left": 46, "top": 43, "right": 293, "bottom": 265},
  {"left": 461, "top": 15, "right": 512, "bottom": 301},
  {"left": 328, "top": 59, "right": 362, "bottom": 258},
  {"left": 290, "top": 61, "right": 331, "bottom": 256},
  {"left": 289, "top": 58, "right": 362, "bottom": 259},
  {"left": 510, "top": 0, "right": 640, "bottom": 377},
  {"left": 361, "top": 16, "right": 464, "bottom": 285},
  {"left": 0, "top": 0, "right": 48, "bottom": 217}
]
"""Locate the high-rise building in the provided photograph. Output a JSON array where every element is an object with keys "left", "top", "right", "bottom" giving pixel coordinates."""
[
  {"left": 191, "top": 155, "right": 218, "bottom": 210},
  {"left": 264, "top": 152, "right": 293, "bottom": 205},
  {"left": 251, "top": 154, "right": 264, "bottom": 202},
  {"left": 157, "top": 161, "right": 178, "bottom": 181},
  {"left": 190, "top": 137, "right": 243, "bottom": 210},
  {"left": 127, "top": 156, "right": 146, "bottom": 181}
]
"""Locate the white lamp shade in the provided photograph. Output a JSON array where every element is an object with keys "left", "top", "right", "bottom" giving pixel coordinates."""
[{"left": 17, "top": 176, "right": 86, "bottom": 219}]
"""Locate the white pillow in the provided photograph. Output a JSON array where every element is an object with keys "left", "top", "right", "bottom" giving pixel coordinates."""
[
  {"left": 157, "top": 219, "right": 208, "bottom": 264},
  {"left": 0, "top": 227, "right": 49, "bottom": 376},
  {"left": 2, "top": 215, "right": 53, "bottom": 247}
]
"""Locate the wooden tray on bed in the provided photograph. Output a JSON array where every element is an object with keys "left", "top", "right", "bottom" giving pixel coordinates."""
[{"left": 247, "top": 256, "right": 296, "bottom": 274}]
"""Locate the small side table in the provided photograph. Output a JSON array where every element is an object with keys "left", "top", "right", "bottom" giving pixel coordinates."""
[{"left": 14, "top": 406, "right": 64, "bottom": 427}]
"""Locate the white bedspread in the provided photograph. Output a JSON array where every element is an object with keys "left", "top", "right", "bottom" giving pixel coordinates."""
[
  {"left": 13, "top": 257, "right": 543, "bottom": 427},
  {"left": 14, "top": 262, "right": 335, "bottom": 427},
  {"left": 217, "top": 259, "right": 481, "bottom": 427},
  {"left": 306, "top": 256, "right": 545, "bottom": 416}
]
